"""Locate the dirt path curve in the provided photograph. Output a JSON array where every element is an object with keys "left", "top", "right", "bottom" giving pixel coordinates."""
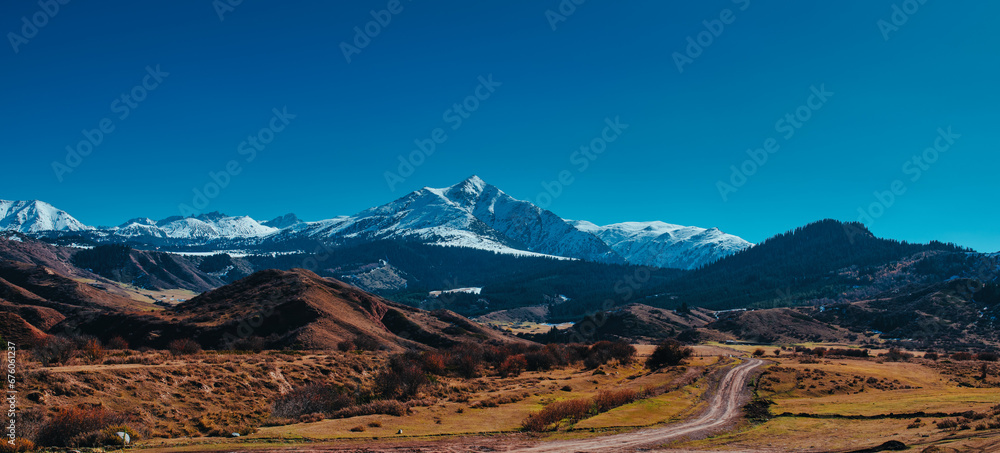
[{"left": 506, "top": 358, "right": 766, "bottom": 453}]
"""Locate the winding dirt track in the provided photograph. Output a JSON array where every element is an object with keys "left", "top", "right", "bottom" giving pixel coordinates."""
[
  {"left": 506, "top": 358, "right": 766, "bottom": 452},
  {"left": 207, "top": 358, "right": 765, "bottom": 453}
]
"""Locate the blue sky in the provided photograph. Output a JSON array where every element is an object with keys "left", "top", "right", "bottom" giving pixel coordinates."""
[{"left": 2, "top": 1, "right": 998, "bottom": 251}]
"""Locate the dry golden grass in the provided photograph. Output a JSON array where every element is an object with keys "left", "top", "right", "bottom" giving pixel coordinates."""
[{"left": 674, "top": 348, "right": 1000, "bottom": 452}]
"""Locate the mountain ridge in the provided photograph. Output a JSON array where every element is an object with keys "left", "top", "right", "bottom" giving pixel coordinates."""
[{"left": 2, "top": 176, "right": 751, "bottom": 269}]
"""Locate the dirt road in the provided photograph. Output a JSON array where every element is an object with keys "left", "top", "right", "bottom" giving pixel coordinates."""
[
  {"left": 179, "top": 358, "right": 765, "bottom": 453},
  {"left": 507, "top": 357, "right": 766, "bottom": 452}
]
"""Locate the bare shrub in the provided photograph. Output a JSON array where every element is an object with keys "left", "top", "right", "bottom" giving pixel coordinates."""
[
  {"left": 976, "top": 352, "right": 999, "bottom": 362},
  {"left": 593, "top": 388, "right": 638, "bottom": 412},
  {"left": 34, "top": 336, "right": 77, "bottom": 366},
  {"left": 951, "top": 352, "right": 974, "bottom": 361},
  {"left": 646, "top": 341, "right": 692, "bottom": 370},
  {"left": 107, "top": 336, "right": 129, "bottom": 350},
  {"left": 331, "top": 400, "right": 408, "bottom": 418},
  {"left": 375, "top": 355, "right": 428, "bottom": 400},
  {"left": 499, "top": 354, "right": 528, "bottom": 378},
  {"left": 80, "top": 338, "right": 105, "bottom": 362},
  {"left": 35, "top": 406, "right": 140, "bottom": 447},
  {"left": 270, "top": 383, "right": 353, "bottom": 419},
  {"left": 336, "top": 340, "right": 355, "bottom": 352},
  {"left": 168, "top": 338, "right": 201, "bottom": 356},
  {"left": 522, "top": 399, "right": 593, "bottom": 432}
]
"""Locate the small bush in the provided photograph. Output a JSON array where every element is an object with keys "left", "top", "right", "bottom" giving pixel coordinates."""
[
  {"left": 107, "top": 336, "right": 129, "bottom": 350},
  {"left": 353, "top": 335, "right": 382, "bottom": 351},
  {"left": 593, "top": 389, "right": 638, "bottom": 413},
  {"left": 976, "top": 352, "right": 999, "bottom": 362},
  {"left": 80, "top": 338, "right": 105, "bottom": 362},
  {"left": 499, "top": 354, "right": 528, "bottom": 377},
  {"left": 168, "top": 338, "right": 201, "bottom": 356},
  {"left": 936, "top": 419, "right": 959, "bottom": 429},
  {"left": 375, "top": 354, "right": 429, "bottom": 400},
  {"left": 336, "top": 340, "right": 355, "bottom": 352},
  {"left": 419, "top": 351, "right": 447, "bottom": 376},
  {"left": 951, "top": 352, "right": 974, "bottom": 361},
  {"left": 646, "top": 341, "right": 692, "bottom": 370},
  {"left": 35, "top": 406, "right": 138, "bottom": 447},
  {"left": 349, "top": 425, "right": 365, "bottom": 432},
  {"left": 271, "top": 383, "right": 353, "bottom": 419},
  {"left": 34, "top": 336, "right": 77, "bottom": 366},
  {"left": 924, "top": 352, "right": 939, "bottom": 361},
  {"left": 331, "top": 400, "right": 408, "bottom": 418},
  {"left": 885, "top": 348, "right": 914, "bottom": 362},
  {"left": 585, "top": 341, "right": 636, "bottom": 368},
  {"left": 752, "top": 349, "right": 766, "bottom": 357},
  {"left": 522, "top": 398, "right": 593, "bottom": 432},
  {"left": 0, "top": 439, "right": 35, "bottom": 453}
]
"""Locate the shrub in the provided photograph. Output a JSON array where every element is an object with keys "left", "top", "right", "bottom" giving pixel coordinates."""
[
  {"left": 885, "top": 348, "right": 914, "bottom": 362},
  {"left": 80, "top": 338, "right": 105, "bottom": 362},
  {"left": 447, "top": 343, "right": 485, "bottom": 378},
  {"left": 168, "top": 338, "right": 201, "bottom": 355},
  {"left": 646, "top": 341, "right": 692, "bottom": 370},
  {"left": 353, "top": 335, "right": 382, "bottom": 351},
  {"left": 743, "top": 398, "right": 774, "bottom": 423},
  {"left": 524, "top": 349, "right": 557, "bottom": 372},
  {"left": 522, "top": 398, "right": 593, "bottom": 432},
  {"left": 34, "top": 336, "right": 77, "bottom": 366},
  {"left": 951, "top": 352, "right": 974, "bottom": 361},
  {"left": 375, "top": 354, "right": 428, "bottom": 400},
  {"left": 827, "top": 348, "right": 870, "bottom": 358},
  {"left": 349, "top": 425, "right": 365, "bottom": 432},
  {"left": 752, "top": 349, "right": 766, "bottom": 357},
  {"left": 0, "top": 439, "right": 35, "bottom": 453},
  {"left": 419, "top": 351, "right": 447, "bottom": 376},
  {"left": 589, "top": 341, "right": 636, "bottom": 367},
  {"left": 270, "top": 384, "right": 354, "bottom": 419},
  {"left": 336, "top": 340, "right": 355, "bottom": 352},
  {"left": 35, "top": 407, "right": 138, "bottom": 447},
  {"left": 936, "top": 419, "right": 959, "bottom": 429},
  {"left": 107, "top": 336, "right": 129, "bottom": 350},
  {"left": 499, "top": 354, "right": 528, "bottom": 378},
  {"left": 976, "top": 352, "right": 999, "bottom": 362},
  {"left": 593, "top": 389, "right": 638, "bottom": 412},
  {"left": 331, "top": 400, "right": 408, "bottom": 418},
  {"left": 230, "top": 336, "right": 267, "bottom": 352},
  {"left": 924, "top": 352, "right": 939, "bottom": 361}
]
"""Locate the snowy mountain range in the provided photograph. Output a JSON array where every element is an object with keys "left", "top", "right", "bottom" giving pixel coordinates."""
[
  {"left": 571, "top": 221, "right": 753, "bottom": 269},
  {"left": 0, "top": 200, "right": 93, "bottom": 233},
  {"left": 0, "top": 176, "right": 751, "bottom": 268}
]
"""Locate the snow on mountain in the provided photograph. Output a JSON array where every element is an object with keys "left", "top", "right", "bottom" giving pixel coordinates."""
[
  {"left": 571, "top": 220, "right": 752, "bottom": 269},
  {"left": 262, "top": 213, "right": 304, "bottom": 229},
  {"left": 110, "top": 212, "right": 277, "bottom": 240},
  {"left": 6, "top": 178, "right": 751, "bottom": 269},
  {"left": 303, "top": 176, "right": 625, "bottom": 264},
  {"left": 0, "top": 200, "right": 93, "bottom": 233}
]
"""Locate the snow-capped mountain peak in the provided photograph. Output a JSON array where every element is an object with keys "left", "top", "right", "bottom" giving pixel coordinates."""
[
  {"left": 303, "top": 176, "right": 625, "bottom": 263},
  {"left": 570, "top": 220, "right": 752, "bottom": 269},
  {"left": 0, "top": 199, "right": 93, "bottom": 233},
  {"left": 4, "top": 177, "right": 752, "bottom": 269}
]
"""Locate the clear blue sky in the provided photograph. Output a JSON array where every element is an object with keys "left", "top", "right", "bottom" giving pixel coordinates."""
[{"left": 2, "top": 1, "right": 998, "bottom": 252}]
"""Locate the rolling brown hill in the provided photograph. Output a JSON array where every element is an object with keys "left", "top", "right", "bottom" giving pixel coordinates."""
[{"left": 69, "top": 268, "right": 527, "bottom": 351}]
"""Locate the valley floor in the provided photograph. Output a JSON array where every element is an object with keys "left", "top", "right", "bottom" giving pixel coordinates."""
[{"left": 21, "top": 345, "right": 1000, "bottom": 453}]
